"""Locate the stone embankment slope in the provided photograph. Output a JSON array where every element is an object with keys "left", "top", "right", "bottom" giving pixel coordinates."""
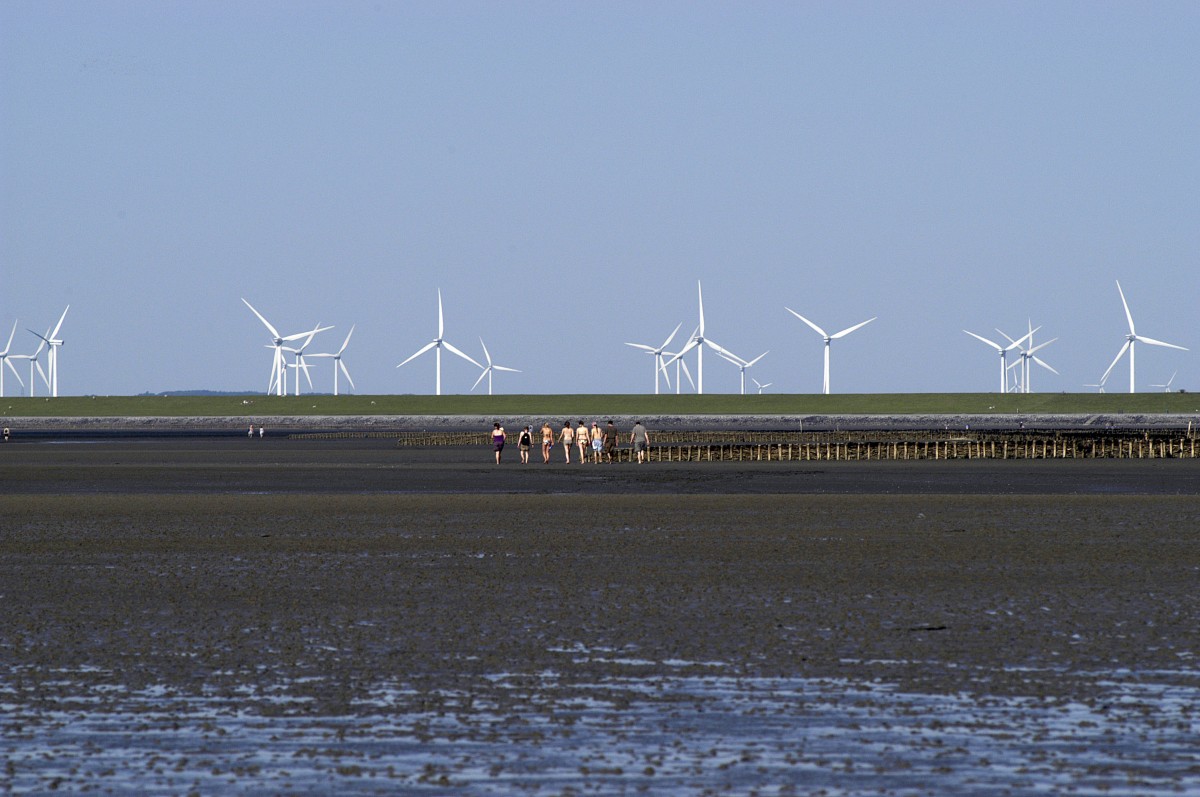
[{"left": 3, "top": 413, "right": 1197, "bottom": 435}]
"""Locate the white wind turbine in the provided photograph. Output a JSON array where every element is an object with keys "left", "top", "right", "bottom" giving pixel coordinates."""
[
  {"left": 1100, "top": 280, "right": 1188, "bottom": 394},
  {"left": 1083, "top": 372, "right": 1109, "bottom": 393},
  {"left": 665, "top": 282, "right": 740, "bottom": 394},
  {"left": 625, "top": 322, "right": 683, "bottom": 395},
  {"left": 281, "top": 324, "right": 332, "bottom": 396},
  {"left": 716, "top": 349, "right": 768, "bottom": 395},
  {"left": 752, "top": 378, "right": 772, "bottom": 394},
  {"left": 308, "top": 326, "right": 356, "bottom": 396},
  {"left": 963, "top": 327, "right": 1035, "bottom": 393},
  {"left": 27, "top": 306, "right": 68, "bottom": 397},
  {"left": 243, "top": 299, "right": 328, "bottom": 396},
  {"left": 471, "top": 338, "right": 521, "bottom": 395},
  {"left": 396, "top": 289, "right": 482, "bottom": 395},
  {"left": 662, "top": 334, "right": 698, "bottom": 394},
  {"left": 785, "top": 307, "right": 875, "bottom": 394},
  {"left": 1150, "top": 371, "right": 1177, "bottom": 393},
  {"left": 0, "top": 321, "right": 28, "bottom": 399},
  {"left": 1005, "top": 334, "right": 1058, "bottom": 394}
]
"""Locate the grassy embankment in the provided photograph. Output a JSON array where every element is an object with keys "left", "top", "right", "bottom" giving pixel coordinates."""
[{"left": 2, "top": 392, "right": 1198, "bottom": 418}]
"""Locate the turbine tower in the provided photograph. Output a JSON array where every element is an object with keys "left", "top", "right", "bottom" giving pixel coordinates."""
[
  {"left": 1100, "top": 280, "right": 1188, "bottom": 394},
  {"left": 282, "top": 324, "right": 331, "bottom": 396},
  {"left": 785, "top": 307, "right": 875, "bottom": 394},
  {"left": 396, "top": 289, "right": 482, "bottom": 395},
  {"left": 308, "top": 326, "right": 356, "bottom": 396},
  {"left": 27, "top": 306, "right": 68, "bottom": 397},
  {"left": 625, "top": 322, "right": 682, "bottom": 395},
  {"left": 471, "top": 338, "right": 521, "bottom": 395},
  {"left": 0, "top": 321, "right": 28, "bottom": 399}
]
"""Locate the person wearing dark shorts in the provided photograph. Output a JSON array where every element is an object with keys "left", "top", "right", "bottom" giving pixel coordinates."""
[
  {"left": 492, "top": 422, "right": 506, "bottom": 464},
  {"left": 603, "top": 420, "right": 618, "bottom": 463},
  {"left": 518, "top": 426, "right": 533, "bottom": 464}
]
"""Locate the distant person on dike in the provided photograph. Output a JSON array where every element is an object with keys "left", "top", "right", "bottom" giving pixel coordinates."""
[
  {"left": 559, "top": 421, "right": 574, "bottom": 463},
  {"left": 2, "top": 426, "right": 9, "bottom": 442},
  {"left": 603, "top": 420, "right": 617, "bottom": 462},
  {"left": 492, "top": 422, "right": 506, "bottom": 464},
  {"left": 576, "top": 420, "right": 589, "bottom": 464},
  {"left": 630, "top": 420, "right": 650, "bottom": 464},
  {"left": 541, "top": 422, "right": 555, "bottom": 463},
  {"left": 518, "top": 426, "right": 533, "bottom": 464}
]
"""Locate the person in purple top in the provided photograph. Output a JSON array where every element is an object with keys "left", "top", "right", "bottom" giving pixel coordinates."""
[{"left": 492, "top": 422, "right": 506, "bottom": 464}]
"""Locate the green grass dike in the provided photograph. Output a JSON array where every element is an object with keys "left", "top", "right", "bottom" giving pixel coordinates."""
[{"left": 2, "top": 392, "right": 1199, "bottom": 418}]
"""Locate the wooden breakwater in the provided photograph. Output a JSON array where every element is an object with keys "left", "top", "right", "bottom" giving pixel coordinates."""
[{"left": 288, "top": 429, "right": 1200, "bottom": 460}]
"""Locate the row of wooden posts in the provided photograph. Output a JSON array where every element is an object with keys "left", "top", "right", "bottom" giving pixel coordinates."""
[{"left": 292, "top": 430, "right": 1200, "bottom": 460}]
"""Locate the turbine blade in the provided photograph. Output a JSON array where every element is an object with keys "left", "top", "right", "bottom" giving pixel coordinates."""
[
  {"left": 338, "top": 325, "right": 355, "bottom": 354},
  {"left": 831, "top": 317, "right": 876, "bottom": 339},
  {"left": 1032, "top": 356, "right": 1058, "bottom": 375},
  {"left": 494, "top": 365, "right": 520, "bottom": 373},
  {"left": 1026, "top": 337, "right": 1057, "bottom": 356},
  {"left": 660, "top": 322, "right": 683, "bottom": 351},
  {"left": 478, "top": 337, "right": 493, "bottom": 366},
  {"left": 964, "top": 330, "right": 1002, "bottom": 350},
  {"left": 625, "top": 343, "right": 656, "bottom": 352},
  {"left": 5, "top": 358, "right": 25, "bottom": 386},
  {"left": 679, "top": 359, "right": 696, "bottom": 391},
  {"left": 1100, "top": 341, "right": 1130, "bottom": 384},
  {"left": 1116, "top": 280, "right": 1136, "bottom": 335},
  {"left": 49, "top": 306, "right": 69, "bottom": 339},
  {"left": 437, "top": 289, "right": 444, "bottom": 339},
  {"left": 443, "top": 340, "right": 482, "bottom": 368},
  {"left": 397, "top": 341, "right": 436, "bottom": 368},
  {"left": 339, "top": 361, "right": 355, "bottom": 390},
  {"left": 3, "top": 320, "right": 18, "bottom": 354},
  {"left": 705, "top": 339, "right": 741, "bottom": 362},
  {"left": 745, "top": 351, "right": 768, "bottom": 367},
  {"left": 1134, "top": 335, "right": 1188, "bottom": 351},
  {"left": 785, "top": 308, "right": 827, "bottom": 338},
  {"left": 242, "top": 299, "right": 281, "bottom": 339},
  {"left": 471, "top": 367, "right": 489, "bottom": 392}
]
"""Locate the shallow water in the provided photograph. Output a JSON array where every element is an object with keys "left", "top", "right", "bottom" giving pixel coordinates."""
[{"left": 4, "top": 654, "right": 1197, "bottom": 795}]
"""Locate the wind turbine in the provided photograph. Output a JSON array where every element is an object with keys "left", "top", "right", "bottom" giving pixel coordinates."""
[
  {"left": 1006, "top": 336, "right": 1058, "bottom": 394},
  {"left": 27, "top": 306, "right": 68, "bottom": 397},
  {"left": 665, "top": 282, "right": 740, "bottom": 394},
  {"left": 308, "top": 326, "right": 356, "bottom": 396},
  {"left": 471, "top": 338, "right": 521, "bottom": 395},
  {"left": 396, "top": 289, "right": 482, "bottom": 395},
  {"left": 662, "top": 335, "right": 697, "bottom": 394},
  {"left": 1100, "top": 280, "right": 1188, "bottom": 394},
  {"left": 1083, "top": 373, "right": 1109, "bottom": 393},
  {"left": 625, "top": 322, "right": 683, "bottom": 395},
  {"left": 281, "top": 324, "right": 332, "bottom": 396},
  {"left": 963, "top": 327, "right": 1035, "bottom": 393},
  {"left": 785, "top": 307, "right": 875, "bottom": 394},
  {"left": 243, "top": 299, "right": 328, "bottom": 396},
  {"left": 716, "top": 349, "right": 768, "bottom": 395},
  {"left": 1150, "top": 371, "right": 1177, "bottom": 393},
  {"left": 752, "top": 378, "right": 772, "bottom": 394},
  {"left": 0, "top": 321, "right": 27, "bottom": 398}
]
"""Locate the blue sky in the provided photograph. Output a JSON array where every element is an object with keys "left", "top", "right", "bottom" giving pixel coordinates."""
[{"left": 2, "top": 1, "right": 1197, "bottom": 396}]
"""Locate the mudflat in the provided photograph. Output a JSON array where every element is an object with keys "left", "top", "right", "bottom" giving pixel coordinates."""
[{"left": 2, "top": 437, "right": 1198, "bottom": 794}]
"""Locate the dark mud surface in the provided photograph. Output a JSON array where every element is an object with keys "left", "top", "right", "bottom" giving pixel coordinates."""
[{"left": 2, "top": 439, "right": 1198, "bottom": 793}]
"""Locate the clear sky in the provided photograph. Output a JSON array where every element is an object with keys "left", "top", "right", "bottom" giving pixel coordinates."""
[{"left": 2, "top": 1, "right": 1197, "bottom": 396}]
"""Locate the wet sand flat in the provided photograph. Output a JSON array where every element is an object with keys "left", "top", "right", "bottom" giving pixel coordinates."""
[{"left": 2, "top": 438, "right": 1198, "bottom": 793}]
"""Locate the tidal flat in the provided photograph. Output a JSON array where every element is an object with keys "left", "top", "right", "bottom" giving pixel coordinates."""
[{"left": 1, "top": 438, "right": 1198, "bottom": 794}]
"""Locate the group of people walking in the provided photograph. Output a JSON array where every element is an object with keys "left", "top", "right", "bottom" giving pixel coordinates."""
[{"left": 491, "top": 420, "right": 651, "bottom": 464}]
